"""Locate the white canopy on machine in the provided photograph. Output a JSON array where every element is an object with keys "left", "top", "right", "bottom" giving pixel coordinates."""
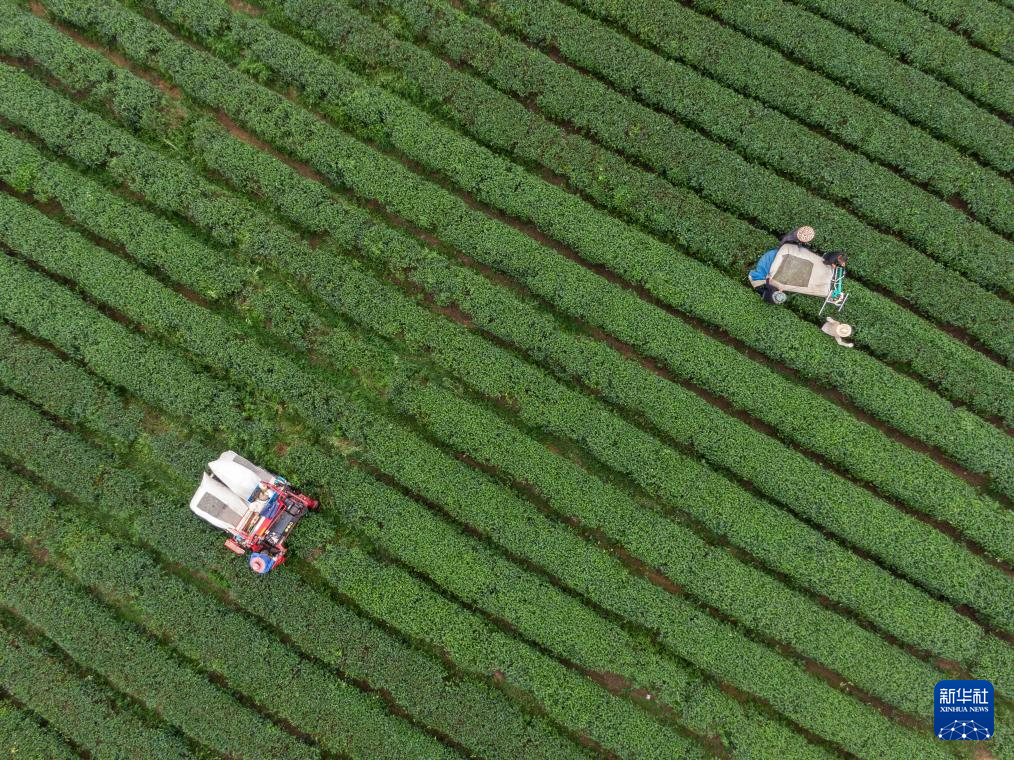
[
  {"left": 768, "top": 243, "right": 835, "bottom": 297},
  {"left": 189, "top": 451, "right": 274, "bottom": 533}
]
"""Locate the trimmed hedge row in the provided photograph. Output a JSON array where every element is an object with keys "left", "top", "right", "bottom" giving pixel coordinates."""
[
  {"left": 27, "top": 0, "right": 1014, "bottom": 495},
  {"left": 0, "top": 135, "right": 999, "bottom": 722},
  {"left": 898, "top": 0, "right": 1014, "bottom": 62},
  {"left": 0, "top": 321, "right": 142, "bottom": 449},
  {"left": 0, "top": 387, "right": 713, "bottom": 760},
  {"left": 0, "top": 206, "right": 861, "bottom": 760},
  {"left": 566, "top": 0, "right": 1013, "bottom": 214},
  {"left": 364, "top": 0, "right": 1014, "bottom": 276},
  {"left": 272, "top": 0, "right": 1014, "bottom": 428},
  {"left": 0, "top": 407, "right": 457, "bottom": 760},
  {"left": 2, "top": 72, "right": 1007, "bottom": 662},
  {"left": 681, "top": 0, "right": 1014, "bottom": 169},
  {"left": 788, "top": 0, "right": 1014, "bottom": 115},
  {"left": 0, "top": 698, "right": 79, "bottom": 760},
  {"left": 0, "top": 621, "right": 193, "bottom": 759},
  {"left": 345, "top": 0, "right": 1014, "bottom": 356},
  {"left": 0, "top": 187, "right": 967, "bottom": 760},
  {"left": 0, "top": 340, "right": 597, "bottom": 760}
]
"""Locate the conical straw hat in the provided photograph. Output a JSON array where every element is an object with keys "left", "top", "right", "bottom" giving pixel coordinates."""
[{"left": 821, "top": 318, "right": 854, "bottom": 347}]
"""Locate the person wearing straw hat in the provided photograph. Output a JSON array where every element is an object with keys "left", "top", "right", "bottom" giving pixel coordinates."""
[
  {"left": 748, "top": 225, "right": 816, "bottom": 303},
  {"left": 779, "top": 225, "right": 817, "bottom": 248},
  {"left": 822, "top": 317, "right": 855, "bottom": 347}
]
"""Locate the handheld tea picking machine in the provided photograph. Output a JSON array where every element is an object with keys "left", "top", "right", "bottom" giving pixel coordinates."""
[
  {"left": 766, "top": 244, "right": 848, "bottom": 315},
  {"left": 190, "top": 451, "right": 319, "bottom": 574}
]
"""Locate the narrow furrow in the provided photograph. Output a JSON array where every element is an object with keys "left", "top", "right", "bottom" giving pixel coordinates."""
[
  {"left": 898, "top": 0, "right": 1014, "bottom": 62},
  {"left": 561, "top": 0, "right": 1013, "bottom": 229},
  {"left": 0, "top": 369, "right": 719, "bottom": 760},
  {"left": 0, "top": 332, "right": 598, "bottom": 760},
  {"left": 0, "top": 622, "right": 196, "bottom": 759},
  {"left": 361, "top": 0, "right": 1014, "bottom": 352},
  {"left": 3, "top": 70, "right": 1010, "bottom": 668},
  {"left": 267, "top": 0, "right": 1014, "bottom": 422},
  {"left": 0, "top": 696, "right": 80, "bottom": 760},
  {"left": 0, "top": 152, "right": 1002, "bottom": 729},
  {"left": 679, "top": 0, "right": 1014, "bottom": 170},
  {"left": 784, "top": 0, "right": 1014, "bottom": 118},
  {"left": 21, "top": 0, "right": 1014, "bottom": 500},
  {"left": 0, "top": 202, "right": 962, "bottom": 760}
]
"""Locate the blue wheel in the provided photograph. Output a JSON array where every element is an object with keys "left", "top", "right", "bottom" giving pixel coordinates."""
[{"left": 249, "top": 552, "right": 275, "bottom": 574}]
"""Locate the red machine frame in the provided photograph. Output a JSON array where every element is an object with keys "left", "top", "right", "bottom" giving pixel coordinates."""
[{"left": 222, "top": 479, "right": 319, "bottom": 572}]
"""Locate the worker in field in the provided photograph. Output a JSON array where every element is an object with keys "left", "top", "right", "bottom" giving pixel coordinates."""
[
  {"left": 748, "top": 225, "right": 816, "bottom": 303},
  {"left": 822, "top": 250, "right": 848, "bottom": 269}
]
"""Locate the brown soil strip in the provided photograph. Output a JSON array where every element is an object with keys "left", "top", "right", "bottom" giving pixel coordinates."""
[
  {"left": 446, "top": 444, "right": 933, "bottom": 735},
  {"left": 98, "top": 4, "right": 1006, "bottom": 489},
  {"left": 669, "top": 0, "right": 1008, "bottom": 176},
  {"left": 226, "top": 0, "right": 264, "bottom": 16},
  {"left": 453, "top": 0, "right": 1014, "bottom": 280},
  {"left": 21, "top": 19, "right": 1005, "bottom": 672},
  {"left": 26, "top": 4, "right": 184, "bottom": 100},
  {"left": 8, "top": 410, "right": 487, "bottom": 760},
  {"left": 216, "top": 112, "right": 325, "bottom": 183}
]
